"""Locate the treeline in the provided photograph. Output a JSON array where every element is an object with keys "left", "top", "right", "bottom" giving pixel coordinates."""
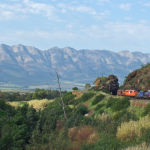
[{"left": 0, "top": 88, "right": 67, "bottom": 101}]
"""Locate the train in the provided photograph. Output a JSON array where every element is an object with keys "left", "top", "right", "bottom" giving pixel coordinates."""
[{"left": 117, "top": 89, "right": 150, "bottom": 99}]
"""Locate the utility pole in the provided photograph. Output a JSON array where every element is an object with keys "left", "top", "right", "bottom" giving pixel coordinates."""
[{"left": 100, "top": 72, "right": 105, "bottom": 77}]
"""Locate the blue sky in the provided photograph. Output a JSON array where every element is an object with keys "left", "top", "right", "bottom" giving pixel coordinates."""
[{"left": 0, "top": 0, "right": 150, "bottom": 53}]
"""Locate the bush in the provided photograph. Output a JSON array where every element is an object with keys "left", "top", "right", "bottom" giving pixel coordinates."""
[
  {"left": 82, "top": 92, "right": 96, "bottom": 102},
  {"left": 72, "top": 87, "right": 78, "bottom": 90},
  {"left": 98, "top": 110, "right": 104, "bottom": 114},
  {"left": 105, "top": 97, "right": 119, "bottom": 108},
  {"left": 80, "top": 134, "right": 126, "bottom": 150},
  {"left": 101, "top": 89, "right": 111, "bottom": 94},
  {"left": 113, "top": 111, "right": 121, "bottom": 121},
  {"left": 76, "top": 105, "right": 88, "bottom": 115},
  {"left": 92, "top": 94, "right": 105, "bottom": 105},
  {"left": 0, "top": 99, "right": 6, "bottom": 110},
  {"left": 116, "top": 115, "right": 150, "bottom": 141},
  {"left": 141, "top": 103, "right": 150, "bottom": 117},
  {"left": 147, "top": 79, "right": 150, "bottom": 86},
  {"left": 89, "top": 86, "right": 100, "bottom": 91},
  {"left": 111, "top": 97, "right": 130, "bottom": 112},
  {"left": 94, "top": 104, "right": 104, "bottom": 111}
]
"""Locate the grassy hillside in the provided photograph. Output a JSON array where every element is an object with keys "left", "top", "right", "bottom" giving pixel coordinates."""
[
  {"left": 122, "top": 63, "right": 150, "bottom": 91},
  {"left": 1, "top": 88, "right": 150, "bottom": 150}
]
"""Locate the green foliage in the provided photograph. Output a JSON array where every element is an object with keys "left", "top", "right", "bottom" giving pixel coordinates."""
[
  {"left": 147, "top": 79, "right": 150, "bottom": 86},
  {"left": 81, "top": 92, "right": 96, "bottom": 102},
  {"left": 0, "top": 111, "right": 7, "bottom": 118},
  {"left": 0, "top": 99, "right": 6, "bottom": 110},
  {"left": 111, "top": 97, "right": 130, "bottom": 112},
  {"left": 62, "top": 92, "right": 76, "bottom": 105},
  {"left": 105, "top": 97, "right": 119, "bottom": 108},
  {"left": 141, "top": 103, "right": 150, "bottom": 117},
  {"left": 72, "top": 87, "right": 78, "bottom": 90},
  {"left": 85, "top": 83, "right": 91, "bottom": 89},
  {"left": 94, "top": 104, "right": 104, "bottom": 111},
  {"left": 92, "top": 94, "right": 105, "bottom": 105},
  {"left": 98, "top": 110, "right": 104, "bottom": 114},
  {"left": 101, "top": 89, "right": 111, "bottom": 94},
  {"left": 80, "top": 134, "right": 127, "bottom": 150},
  {"left": 76, "top": 105, "right": 88, "bottom": 115},
  {"left": 93, "top": 76, "right": 101, "bottom": 85},
  {"left": 113, "top": 111, "right": 121, "bottom": 121},
  {"left": 101, "top": 77, "right": 109, "bottom": 82},
  {"left": 89, "top": 86, "right": 100, "bottom": 91},
  {"left": 64, "top": 112, "right": 84, "bottom": 128}
]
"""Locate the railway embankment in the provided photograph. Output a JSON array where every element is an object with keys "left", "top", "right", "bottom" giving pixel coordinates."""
[{"left": 130, "top": 99, "right": 150, "bottom": 107}]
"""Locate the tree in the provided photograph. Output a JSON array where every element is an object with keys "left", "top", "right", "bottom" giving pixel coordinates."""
[
  {"left": 85, "top": 83, "right": 91, "bottom": 89},
  {"left": 50, "top": 67, "right": 68, "bottom": 120},
  {"left": 72, "top": 87, "right": 78, "bottom": 90}
]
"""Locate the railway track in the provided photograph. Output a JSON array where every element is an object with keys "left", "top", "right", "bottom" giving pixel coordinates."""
[{"left": 130, "top": 99, "right": 150, "bottom": 103}]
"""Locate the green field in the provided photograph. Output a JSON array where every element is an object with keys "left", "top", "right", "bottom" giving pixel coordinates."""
[{"left": 0, "top": 79, "right": 85, "bottom": 92}]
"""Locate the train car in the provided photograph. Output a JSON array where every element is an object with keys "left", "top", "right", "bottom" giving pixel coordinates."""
[
  {"left": 148, "top": 90, "right": 150, "bottom": 98},
  {"left": 124, "top": 90, "right": 138, "bottom": 97},
  {"left": 117, "top": 90, "right": 125, "bottom": 96},
  {"left": 137, "top": 90, "right": 150, "bottom": 99}
]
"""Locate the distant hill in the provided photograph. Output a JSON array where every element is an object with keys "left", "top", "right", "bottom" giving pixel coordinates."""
[
  {"left": 122, "top": 63, "right": 150, "bottom": 91},
  {"left": 0, "top": 44, "right": 150, "bottom": 86}
]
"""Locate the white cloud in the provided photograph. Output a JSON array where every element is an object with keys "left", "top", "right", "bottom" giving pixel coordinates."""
[
  {"left": 57, "top": 3, "right": 96, "bottom": 15},
  {"left": 23, "top": 0, "right": 57, "bottom": 20},
  {"left": 6, "top": 0, "right": 20, "bottom": 1},
  {"left": 66, "top": 23, "right": 73, "bottom": 28},
  {"left": 0, "top": 29, "right": 81, "bottom": 42},
  {"left": 124, "top": 16, "right": 131, "bottom": 20},
  {"left": 81, "top": 21, "right": 150, "bottom": 40},
  {"left": 0, "top": 0, "right": 58, "bottom": 21},
  {"left": 72, "top": 1, "right": 78, "bottom": 4},
  {"left": 94, "top": 10, "right": 110, "bottom": 19},
  {"left": 97, "top": 0, "right": 109, "bottom": 5},
  {"left": 119, "top": 3, "right": 132, "bottom": 11},
  {"left": 143, "top": 2, "right": 150, "bottom": 6},
  {"left": 61, "top": 8, "right": 67, "bottom": 13},
  {"left": 57, "top": 3, "right": 109, "bottom": 19}
]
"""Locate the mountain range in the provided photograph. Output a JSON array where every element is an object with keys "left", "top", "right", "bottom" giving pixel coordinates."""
[{"left": 0, "top": 44, "right": 150, "bottom": 87}]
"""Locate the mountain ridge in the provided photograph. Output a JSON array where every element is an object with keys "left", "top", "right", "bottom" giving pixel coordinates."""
[{"left": 0, "top": 44, "right": 150, "bottom": 86}]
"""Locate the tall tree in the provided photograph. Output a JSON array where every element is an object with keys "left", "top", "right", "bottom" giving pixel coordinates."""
[{"left": 50, "top": 67, "right": 68, "bottom": 120}]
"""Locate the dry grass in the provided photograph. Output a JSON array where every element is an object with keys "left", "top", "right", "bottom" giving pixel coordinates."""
[
  {"left": 68, "top": 125, "right": 99, "bottom": 150},
  {"left": 116, "top": 115, "right": 150, "bottom": 141},
  {"left": 27, "top": 99, "right": 54, "bottom": 109},
  {"left": 94, "top": 112, "right": 112, "bottom": 123},
  {"left": 7, "top": 101, "right": 21, "bottom": 108},
  {"left": 122, "top": 143, "right": 150, "bottom": 150},
  {"left": 8, "top": 99, "right": 54, "bottom": 109}
]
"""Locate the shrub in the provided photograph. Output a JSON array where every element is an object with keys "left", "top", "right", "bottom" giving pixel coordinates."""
[
  {"left": 147, "top": 79, "right": 150, "bottom": 86},
  {"left": 141, "top": 103, "right": 150, "bottom": 117},
  {"left": 105, "top": 97, "right": 118, "bottom": 108},
  {"left": 116, "top": 115, "right": 150, "bottom": 141},
  {"left": 94, "top": 104, "right": 104, "bottom": 111},
  {"left": 68, "top": 125, "right": 99, "bottom": 150},
  {"left": 98, "top": 110, "right": 104, "bottom": 114},
  {"left": 113, "top": 111, "right": 121, "bottom": 121},
  {"left": 111, "top": 97, "right": 130, "bottom": 112},
  {"left": 0, "top": 99, "right": 6, "bottom": 110},
  {"left": 76, "top": 105, "right": 88, "bottom": 115},
  {"left": 92, "top": 94, "right": 105, "bottom": 105},
  {"left": 62, "top": 93, "right": 76, "bottom": 104},
  {"left": 72, "top": 87, "right": 78, "bottom": 90},
  {"left": 82, "top": 92, "right": 96, "bottom": 102},
  {"left": 85, "top": 83, "right": 91, "bottom": 89},
  {"left": 89, "top": 86, "right": 100, "bottom": 91},
  {"left": 28, "top": 99, "right": 54, "bottom": 109},
  {"left": 101, "top": 89, "right": 111, "bottom": 94},
  {"left": 81, "top": 134, "right": 126, "bottom": 150},
  {"left": 94, "top": 113, "right": 111, "bottom": 123}
]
